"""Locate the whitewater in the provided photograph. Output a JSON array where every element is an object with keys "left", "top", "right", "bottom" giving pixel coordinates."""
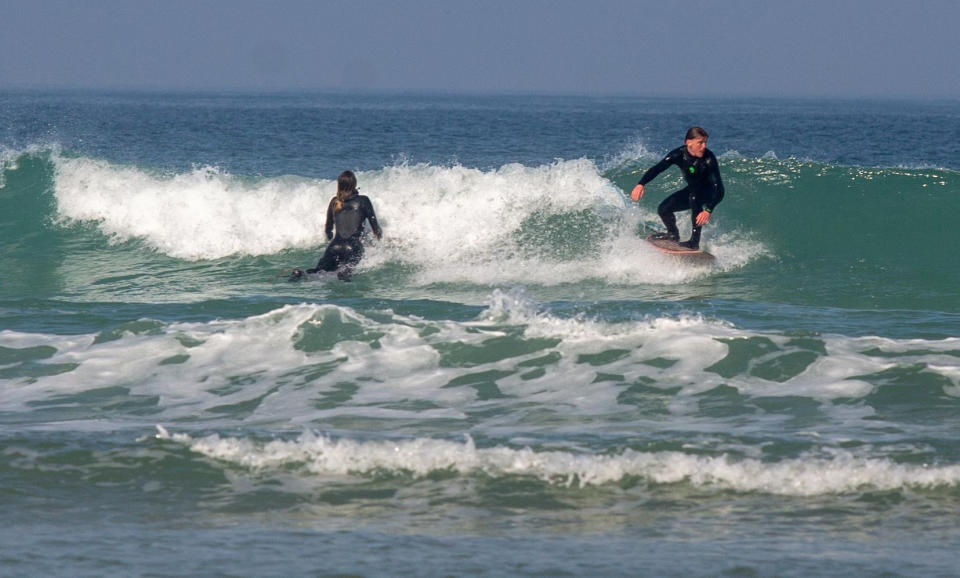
[{"left": 2, "top": 91, "right": 959, "bottom": 577}]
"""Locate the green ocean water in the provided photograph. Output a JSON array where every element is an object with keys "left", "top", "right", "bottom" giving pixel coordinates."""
[{"left": 2, "top": 92, "right": 960, "bottom": 577}]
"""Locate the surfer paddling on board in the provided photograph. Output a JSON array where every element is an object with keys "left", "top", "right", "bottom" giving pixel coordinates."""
[
  {"left": 630, "top": 127, "right": 724, "bottom": 250},
  {"left": 290, "top": 170, "right": 382, "bottom": 281}
]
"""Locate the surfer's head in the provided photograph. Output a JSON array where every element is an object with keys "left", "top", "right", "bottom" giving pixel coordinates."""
[
  {"left": 337, "top": 170, "right": 357, "bottom": 194},
  {"left": 334, "top": 170, "right": 358, "bottom": 213},
  {"left": 685, "top": 127, "right": 709, "bottom": 158}
]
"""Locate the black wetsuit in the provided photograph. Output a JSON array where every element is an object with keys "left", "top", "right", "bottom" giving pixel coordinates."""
[
  {"left": 308, "top": 191, "right": 382, "bottom": 279},
  {"left": 638, "top": 146, "right": 724, "bottom": 248}
]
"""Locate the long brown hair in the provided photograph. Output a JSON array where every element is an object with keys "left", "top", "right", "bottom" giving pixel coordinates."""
[{"left": 333, "top": 170, "right": 358, "bottom": 213}]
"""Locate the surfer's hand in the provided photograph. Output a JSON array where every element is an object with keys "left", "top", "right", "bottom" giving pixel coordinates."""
[
  {"left": 630, "top": 184, "right": 644, "bottom": 201},
  {"left": 695, "top": 210, "right": 711, "bottom": 226}
]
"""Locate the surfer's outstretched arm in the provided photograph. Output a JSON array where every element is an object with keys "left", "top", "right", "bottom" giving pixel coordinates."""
[{"left": 631, "top": 148, "right": 682, "bottom": 202}]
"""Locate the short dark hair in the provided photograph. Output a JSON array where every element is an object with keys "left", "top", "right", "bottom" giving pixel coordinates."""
[{"left": 685, "top": 127, "right": 709, "bottom": 140}]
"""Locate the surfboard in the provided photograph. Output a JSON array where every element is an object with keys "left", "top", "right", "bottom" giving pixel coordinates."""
[{"left": 645, "top": 234, "right": 715, "bottom": 262}]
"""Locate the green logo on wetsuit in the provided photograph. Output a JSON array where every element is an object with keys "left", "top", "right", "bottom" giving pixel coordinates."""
[{"left": 689, "top": 166, "right": 695, "bottom": 174}]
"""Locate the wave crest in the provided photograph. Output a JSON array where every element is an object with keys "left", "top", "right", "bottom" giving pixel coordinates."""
[{"left": 156, "top": 427, "right": 960, "bottom": 496}]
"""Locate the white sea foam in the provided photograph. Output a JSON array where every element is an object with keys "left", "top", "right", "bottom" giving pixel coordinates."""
[
  {"left": 0, "top": 149, "right": 17, "bottom": 189},
  {"left": 53, "top": 157, "right": 328, "bottom": 260},
  {"left": 155, "top": 427, "right": 960, "bottom": 496},
  {"left": 3, "top": 300, "right": 959, "bottom": 428},
  {"left": 50, "top": 154, "right": 765, "bottom": 284}
]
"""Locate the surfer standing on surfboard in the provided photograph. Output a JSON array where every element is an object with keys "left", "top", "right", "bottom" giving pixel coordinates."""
[{"left": 630, "top": 127, "right": 724, "bottom": 250}]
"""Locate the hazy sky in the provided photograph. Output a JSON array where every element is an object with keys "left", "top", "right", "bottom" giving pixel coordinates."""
[{"left": 1, "top": 0, "right": 956, "bottom": 98}]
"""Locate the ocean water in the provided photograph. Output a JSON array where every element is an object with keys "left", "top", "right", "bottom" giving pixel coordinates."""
[{"left": 2, "top": 91, "right": 959, "bottom": 577}]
